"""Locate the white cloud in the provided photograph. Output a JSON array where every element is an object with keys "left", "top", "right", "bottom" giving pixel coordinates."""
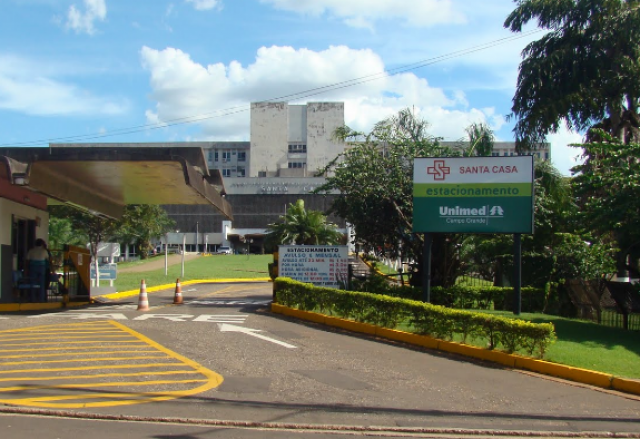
[
  {"left": 547, "top": 126, "right": 585, "bottom": 177},
  {"left": 185, "top": 0, "right": 220, "bottom": 11},
  {"left": 0, "top": 55, "right": 128, "bottom": 117},
  {"left": 66, "top": 0, "right": 107, "bottom": 35},
  {"left": 140, "top": 45, "right": 501, "bottom": 141},
  {"left": 260, "top": 0, "right": 465, "bottom": 28}
]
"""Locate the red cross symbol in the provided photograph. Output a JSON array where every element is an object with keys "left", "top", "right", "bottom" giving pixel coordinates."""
[{"left": 427, "top": 160, "right": 450, "bottom": 180}]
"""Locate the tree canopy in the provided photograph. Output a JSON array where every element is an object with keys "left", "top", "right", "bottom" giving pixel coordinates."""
[
  {"left": 505, "top": 0, "right": 640, "bottom": 148},
  {"left": 572, "top": 132, "right": 640, "bottom": 275},
  {"left": 49, "top": 204, "right": 176, "bottom": 260},
  {"left": 317, "top": 109, "right": 475, "bottom": 287},
  {"left": 264, "top": 199, "right": 343, "bottom": 249}
]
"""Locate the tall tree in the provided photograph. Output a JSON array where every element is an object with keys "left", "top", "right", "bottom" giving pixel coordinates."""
[
  {"left": 572, "top": 132, "right": 640, "bottom": 276},
  {"left": 112, "top": 205, "right": 176, "bottom": 260},
  {"left": 464, "top": 122, "right": 495, "bottom": 157},
  {"left": 48, "top": 205, "right": 118, "bottom": 263},
  {"left": 463, "top": 159, "right": 614, "bottom": 293},
  {"left": 317, "top": 109, "right": 467, "bottom": 287},
  {"left": 48, "top": 216, "right": 88, "bottom": 251},
  {"left": 505, "top": 0, "right": 640, "bottom": 149},
  {"left": 264, "top": 199, "right": 343, "bottom": 249}
]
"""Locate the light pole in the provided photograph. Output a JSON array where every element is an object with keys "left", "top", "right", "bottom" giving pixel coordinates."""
[
  {"left": 181, "top": 232, "right": 186, "bottom": 278},
  {"left": 164, "top": 232, "right": 169, "bottom": 276},
  {"left": 196, "top": 221, "right": 199, "bottom": 254}
]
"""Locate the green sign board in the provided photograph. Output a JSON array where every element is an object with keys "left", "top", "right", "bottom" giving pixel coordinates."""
[{"left": 413, "top": 156, "right": 534, "bottom": 233}]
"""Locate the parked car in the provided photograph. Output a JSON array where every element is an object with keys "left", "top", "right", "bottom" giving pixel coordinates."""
[{"left": 215, "top": 246, "right": 232, "bottom": 255}]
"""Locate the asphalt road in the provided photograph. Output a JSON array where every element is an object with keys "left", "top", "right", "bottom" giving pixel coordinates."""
[{"left": 0, "top": 282, "right": 639, "bottom": 438}]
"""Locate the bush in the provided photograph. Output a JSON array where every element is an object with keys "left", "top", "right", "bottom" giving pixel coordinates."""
[
  {"left": 274, "top": 278, "right": 556, "bottom": 358},
  {"left": 350, "top": 276, "right": 547, "bottom": 313}
]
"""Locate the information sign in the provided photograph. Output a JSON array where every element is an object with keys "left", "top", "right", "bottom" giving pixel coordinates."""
[
  {"left": 90, "top": 263, "right": 118, "bottom": 280},
  {"left": 278, "top": 245, "right": 349, "bottom": 288},
  {"left": 413, "top": 156, "right": 534, "bottom": 234}
]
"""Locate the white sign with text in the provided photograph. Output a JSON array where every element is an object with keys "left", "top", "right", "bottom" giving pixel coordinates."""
[{"left": 278, "top": 245, "right": 349, "bottom": 288}]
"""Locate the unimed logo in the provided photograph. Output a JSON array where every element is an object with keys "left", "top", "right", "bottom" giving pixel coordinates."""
[
  {"left": 439, "top": 205, "right": 504, "bottom": 226},
  {"left": 427, "top": 160, "right": 450, "bottom": 180}
]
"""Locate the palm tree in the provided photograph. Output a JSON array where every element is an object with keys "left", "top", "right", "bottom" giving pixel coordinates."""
[
  {"left": 265, "top": 199, "right": 343, "bottom": 248},
  {"left": 464, "top": 122, "right": 495, "bottom": 157}
]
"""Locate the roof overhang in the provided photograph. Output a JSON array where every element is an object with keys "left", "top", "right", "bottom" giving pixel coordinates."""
[{"left": 0, "top": 147, "right": 232, "bottom": 220}]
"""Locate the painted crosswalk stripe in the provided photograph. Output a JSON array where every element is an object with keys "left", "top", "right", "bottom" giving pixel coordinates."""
[{"left": 0, "top": 320, "right": 223, "bottom": 409}]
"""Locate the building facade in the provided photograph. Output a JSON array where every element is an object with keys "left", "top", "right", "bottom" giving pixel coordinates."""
[{"left": 49, "top": 102, "right": 551, "bottom": 254}]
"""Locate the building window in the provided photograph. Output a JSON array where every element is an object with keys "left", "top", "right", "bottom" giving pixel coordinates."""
[
  {"left": 545, "top": 152, "right": 549, "bottom": 159},
  {"left": 222, "top": 169, "right": 231, "bottom": 177},
  {"left": 238, "top": 152, "right": 246, "bottom": 162},
  {"left": 222, "top": 151, "right": 231, "bottom": 162},
  {"left": 258, "top": 171, "right": 267, "bottom": 177},
  {"left": 237, "top": 167, "right": 245, "bottom": 177},
  {"left": 214, "top": 151, "right": 219, "bottom": 162},
  {"left": 288, "top": 144, "right": 307, "bottom": 153},
  {"left": 288, "top": 162, "right": 306, "bottom": 169}
]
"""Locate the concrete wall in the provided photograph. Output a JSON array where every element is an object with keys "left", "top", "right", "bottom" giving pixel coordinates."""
[
  {"left": 250, "top": 102, "right": 289, "bottom": 177},
  {"left": 306, "top": 102, "right": 344, "bottom": 175},
  {"left": 288, "top": 105, "right": 306, "bottom": 143},
  {"left": 0, "top": 198, "right": 49, "bottom": 248}
]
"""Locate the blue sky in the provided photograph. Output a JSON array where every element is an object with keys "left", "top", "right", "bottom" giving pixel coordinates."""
[{"left": 0, "top": 0, "right": 583, "bottom": 175}]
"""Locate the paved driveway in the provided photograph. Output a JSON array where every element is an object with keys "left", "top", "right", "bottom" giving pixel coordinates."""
[{"left": 0, "top": 282, "right": 638, "bottom": 437}]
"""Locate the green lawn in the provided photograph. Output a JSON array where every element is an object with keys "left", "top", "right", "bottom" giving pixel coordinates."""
[
  {"left": 113, "top": 254, "right": 272, "bottom": 292},
  {"left": 473, "top": 311, "right": 640, "bottom": 379}
]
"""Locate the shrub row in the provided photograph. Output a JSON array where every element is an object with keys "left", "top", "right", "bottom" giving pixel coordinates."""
[
  {"left": 351, "top": 277, "right": 547, "bottom": 313},
  {"left": 274, "top": 277, "right": 556, "bottom": 358}
]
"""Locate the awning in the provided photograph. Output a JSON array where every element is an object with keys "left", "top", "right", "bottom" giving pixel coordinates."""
[{"left": 0, "top": 146, "right": 232, "bottom": 220}]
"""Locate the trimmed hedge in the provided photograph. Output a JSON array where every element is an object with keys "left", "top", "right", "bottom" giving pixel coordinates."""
[
  {"left": 274, "top": 277, "right": 556, "bottom": 358},
  {"left": 351, "top": 277, "right": 547, "bottom": 312}
]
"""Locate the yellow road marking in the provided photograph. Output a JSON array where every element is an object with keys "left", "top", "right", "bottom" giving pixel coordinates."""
[
  {"left": 0, "top": 330, "right": 124, "bottom": 336},
  {"left": 0, "top": 370, "right": 200, "bottom": 383},
  {"left": 0, "top": 340, "right": 146, "bottom": 347},
  {"left": 0, "top": 321, "right": 114, "bottom": 332},
  {"left": 0, "top": 334, "right": 134, "bottom": 342},
  {"left": 0, "top": 355, "right": 170, "bottom": 366},
  {"left": 0, "top": 349, "right": 157, "bottom": 359},
  {"left": 0, "top": 362, "right": 187, "bottom": 374},
  {"left": 0, "top": 344, "right": 146, "bottom": 353},
  {"left": 0, "top": 320, "right": 223, "bottom": 408},
  {"left": 0, "top": 379, "right": 208, "bottom": 392}
]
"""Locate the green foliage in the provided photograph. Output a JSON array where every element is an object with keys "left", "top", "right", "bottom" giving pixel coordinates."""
[
  {"left": 317, "top": 109, "right": 489, "bottom": 287},
  {"left": 573, "top": 135, "right": 640, "bottom": 257},
  {"left": 505, "top": 0, "right": 640, "bottom": 148},
  {"left": 49, "top": 204, "right": 176, "bottom": 260},
  {"left": 113, "top": 205, "right": 176, "bottom": 260},
  {"left": 461, "top": 160, "right": 615, "bottom": 288},
  {"left": 274, "top": 278, "right": 556, "bottom": 358},
  {"left": 264, "top": 199, "right": 343, "bottom": 251},
  {"left": 49, "top": 205, "right": 118, "bottom": 259},
  {"left": 48, "top": 216, "right": 88, "bottom": 250}
]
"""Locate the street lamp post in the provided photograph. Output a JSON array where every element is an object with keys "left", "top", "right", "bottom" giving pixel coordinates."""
[
  {"left": 181, "top": 233, "right": 186, "bottom": 278},
  {"left": 164, "top": 232, "right": 169, "bottom": 276},
  {"left": 196, "top": 221, "right": 199, "bottom": 254}
]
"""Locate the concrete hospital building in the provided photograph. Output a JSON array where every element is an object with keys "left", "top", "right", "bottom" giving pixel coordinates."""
[{"left": 50, "top": 101, "right": 549, "bottom": 255}]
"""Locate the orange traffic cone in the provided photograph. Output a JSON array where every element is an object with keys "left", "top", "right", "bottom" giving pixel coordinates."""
[
  {"left": 137, "top": 279, "right": 150, "bottom": 311},
  {"left": 173, "top": 278, "right": 183, "bottom": 304}
]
